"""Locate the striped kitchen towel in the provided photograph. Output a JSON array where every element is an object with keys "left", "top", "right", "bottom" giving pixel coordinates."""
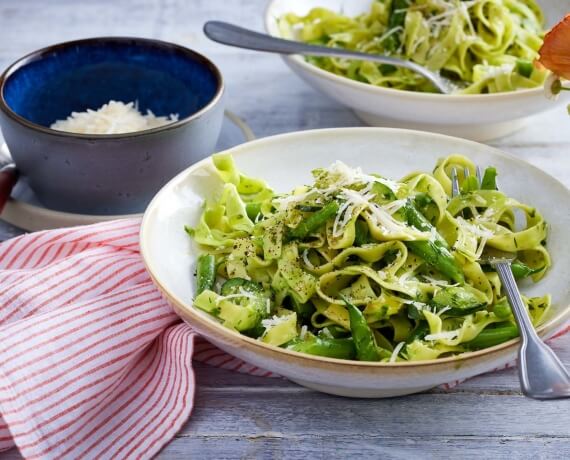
[
  {"left": 0, "top": 218, "right": 276, "bottom": 459},
  {"left": 0, "top": 218, "right": 566, "bottom": 458}
]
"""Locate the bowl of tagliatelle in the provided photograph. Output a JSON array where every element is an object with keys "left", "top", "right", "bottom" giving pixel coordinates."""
[
  {"left": 140, "top": 128, "right": 570, "bottom": 397},
  {"left": 264, "top": 0, "right": 570, "bottom": 141}
]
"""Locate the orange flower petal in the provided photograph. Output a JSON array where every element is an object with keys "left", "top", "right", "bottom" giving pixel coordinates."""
[{"left": 538, "top": 14, "right": 570, "bottom": 80}]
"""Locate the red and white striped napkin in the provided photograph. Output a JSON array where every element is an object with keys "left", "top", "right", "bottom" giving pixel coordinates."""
[
  {"left": 0, "top": 218, "right": 566, "bottom": 458},
  {"left": 0, "top": 218, "right": 277, "bottom": 459}
]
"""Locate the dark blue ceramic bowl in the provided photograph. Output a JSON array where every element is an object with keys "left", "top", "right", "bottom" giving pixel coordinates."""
[{"left": 0, "top": 37, "right": 224, "bottom": 215}]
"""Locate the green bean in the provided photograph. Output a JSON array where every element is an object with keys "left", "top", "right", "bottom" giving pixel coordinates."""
[
  {"left": 403, "top": 202, "right": 465, "bottom": 284},
  {"left": 493, "top": 301, "right": 512, "bottom": 319},
  {"left": 354, "top": 219, "right": 370, "bottom": 246},
  {"left": 464, "top": 324, "right": 519, "bottom": 350},
  {"left": 245, "top": 202, "right": 262, "bottom": 221},
  {"left": 462, "top": 175, "right": 479, "bottom": 193},
  {"left": 288, "top": 200, "right": 339, "bottom": 240},
  {"left": 404, "top": 200, "right": 445, "bottom": 242},
  {"left": 413, "top": 192, "right": 433, "bottom": 209},
  {"left": 515, "top": 59, "right": 534, "bottom": 78},
  {"left": 383, "top": 0, "right": 408, "bottom": 51},
  {"left": 406, "top": 303, "right": 423, "bottom": 320},
  {"left": 431, "top": 286, "right": 487, "bottom": 316},
  {"left": 407, "top": 241, "right": 464, "bottom": 284},
  {"left": 511, "top": 262, "right": 542, "bottom": 279},
  {"left": 480, "top": 167, "right": 497, "bottom": 190},
  {"left": 483, "top": 261, "right": 542, "bottom": 279},
  {"left": 341, "top": 295, "right": 380, "bottom": 361},
  {"left": 286, "top": 336, "right": 356, "bottom": 360},
  {"left": 196, "top": 254, "right": 216, "bottom": 295}
]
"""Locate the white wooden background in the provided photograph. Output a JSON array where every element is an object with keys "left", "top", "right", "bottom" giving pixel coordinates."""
[{"left": 1, "top": 1, "right": 569, "bottom": 458}]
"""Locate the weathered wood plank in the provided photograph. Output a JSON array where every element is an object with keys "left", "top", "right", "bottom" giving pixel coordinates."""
[
  {"left": 3, "top": 435, "right": 570, "bottom": 460},
  {"left": 156, "top": 436, "right": 570, "bottom": 460},
  {"left": 176, "top": 387, "right": 570, "bottom": 438}
]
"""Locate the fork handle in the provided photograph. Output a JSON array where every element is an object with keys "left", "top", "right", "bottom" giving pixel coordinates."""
[
  {"left": 495, "top": 262, "right": 570, "bottom": 399},
  {"left": 203, "top": 21, "right": 450, "bottom": 94}
]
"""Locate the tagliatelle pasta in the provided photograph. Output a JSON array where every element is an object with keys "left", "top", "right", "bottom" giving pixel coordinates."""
[
  {"left": 278, "top": 0, "right": 548, "bottom": 94},
  {"left": 187, "top": 153, "right": 551, "bottom": 362}
]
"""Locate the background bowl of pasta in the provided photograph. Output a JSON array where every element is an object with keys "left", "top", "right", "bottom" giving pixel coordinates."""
[
  {"left": 264, "top": 0, "right": 569, "bottom": 141},
  {"left": 140, "top": 128, "right": 570, "bottom": 398}
]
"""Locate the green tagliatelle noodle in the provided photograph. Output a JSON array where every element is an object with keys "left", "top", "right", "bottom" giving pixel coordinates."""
[
  {"left": 278, "top": 0, "right": 548, "bottom": 94},
  {"left": 187, "top": 153, "right": 551, "bottom": 362}
]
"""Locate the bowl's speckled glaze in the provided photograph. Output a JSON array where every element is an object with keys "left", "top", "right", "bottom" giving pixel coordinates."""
[{"left": 0, "top": 37, "right": 225, "bottom": 215}]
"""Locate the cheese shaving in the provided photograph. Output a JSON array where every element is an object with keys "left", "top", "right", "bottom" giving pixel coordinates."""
[
  {"left": 262, "top": 314, "right": 292, "bottom": 329},
  {"left": 299, "top": 325, "right": 308, "bottom": 340},
  {"left": 390, "top": 341, "right": 406, "bottom": 363},
  {"left": 50, "top": 100, "right": 178, "bottom": 135},
  {"left": 424, "top": 330, "right": 460, "bottom": 341},
  {"left": 302, "top": 249, "right": 316, "bottom": 270}
]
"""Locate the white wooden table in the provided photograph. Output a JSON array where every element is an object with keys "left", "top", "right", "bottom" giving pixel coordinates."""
[{"left": 1, "top": 1, "right": 569, "bottom": 458}]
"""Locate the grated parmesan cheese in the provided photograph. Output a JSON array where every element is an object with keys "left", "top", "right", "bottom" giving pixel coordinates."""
[
  {"left": 302, "top": 249, "right": 316, "bottom": 270},
  {"left": 436, "top": 306, "right": 451, "bottom": 316},
  {"left": 390, "top": 341, "right": 406, "bottom": 363},
  {"left": 456, "top": 216, "right": 495, "bottom": 259},
  {"left": 275, "top": 161, "right": 402, "bottom": 214},
  {"left": 262, "top": 314, "right": 292, "bottom": 329},
  {"left": 424, "top": 330, "right": 459, "bottom": 341},
  {"left": 324, "top": 161, "right": 401, "bottom": 193},
  {"left": 50, "top": 100, "right": 179, "bottom": 135},
  {"left": 421, "top": 275, "right": 451, "bottom": 287},
  {"left": 321, "top": 327, "right": 334, "bottom": 339}
]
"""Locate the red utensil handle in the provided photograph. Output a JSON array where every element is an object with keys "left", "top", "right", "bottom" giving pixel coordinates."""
[{"left": 0, "top": 165, "right": 18, "bottom": 213}]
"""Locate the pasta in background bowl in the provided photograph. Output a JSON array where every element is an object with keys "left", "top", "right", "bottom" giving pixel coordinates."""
[
  {"left": 279, "top": 0, "right": 548, "bottom": 94},
  {"left": 264, "top": 0, "right": 570, "bottom": 141},
  {"left": 140, "top": 128, "right": 570, "bottom": 397}
]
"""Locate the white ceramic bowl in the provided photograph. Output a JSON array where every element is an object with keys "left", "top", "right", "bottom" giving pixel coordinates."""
[
  {"left": 140, "top": 128, "right": 570, "bottom": 398},
  {"left": 264, "top": 0, "right": 570, "bottom": 141}
]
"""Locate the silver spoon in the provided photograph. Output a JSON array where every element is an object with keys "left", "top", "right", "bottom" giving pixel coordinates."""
[{"left": 203, "top": 21, "right": 455, "bottom": 94}]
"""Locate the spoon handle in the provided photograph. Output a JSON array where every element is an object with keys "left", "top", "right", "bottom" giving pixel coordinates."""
[
  {"left": 203, "top": 21, "right": 449, "bottom": 94},
  {"left": 495, "top": 262, "right": 570, "bottom": 399},
  {"left": 0, "top": 164, "right": 18, "bottom": 214}
]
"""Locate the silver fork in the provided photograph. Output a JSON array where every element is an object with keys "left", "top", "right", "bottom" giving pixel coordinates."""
[
  {"left": 451, "top": 167, "right": 570, "bottom": 399},
  {"left": 203, "top": 21, "right": 457, "bottom": 94}
]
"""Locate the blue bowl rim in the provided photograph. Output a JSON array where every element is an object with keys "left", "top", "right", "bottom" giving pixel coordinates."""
[{"left": 0, "top": 36, "right": 225, "bottom": 140}]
